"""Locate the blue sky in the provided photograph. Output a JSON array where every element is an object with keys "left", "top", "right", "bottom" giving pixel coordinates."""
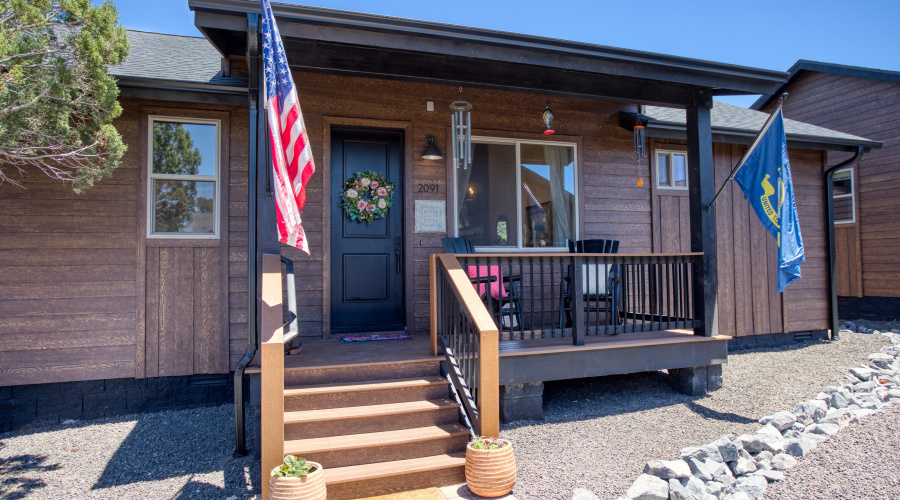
[{"left": 114, "top": 0, "right": 900, "bottom": 107}]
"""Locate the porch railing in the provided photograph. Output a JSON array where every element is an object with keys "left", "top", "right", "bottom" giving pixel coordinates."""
[
  {"left": 430, "top": 253, "right": 500, "bottom": 439},
  {"left": 260, "top": 253, "right": 285, "bottom": 500},
  {"left": 455, "top": 252, "right": 703, "bottom": 344}
]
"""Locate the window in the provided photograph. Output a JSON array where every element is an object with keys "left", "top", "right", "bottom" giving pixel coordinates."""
[
  {"left": 455, "top": 138, "right": 577, "bottom": 249},
  {"left": 656, "top": 150, "right": 687, "bottom": 189},
  {"left": 832, "top": 168, "right": 855, "bottom": 223},
  {"left": 147, "top": 117, "right": 220, "bottom": 238}
]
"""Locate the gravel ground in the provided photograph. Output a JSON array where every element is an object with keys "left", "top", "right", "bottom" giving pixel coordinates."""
[
  {"left": 765, "top": 402, "right": 900, "bottom": 500},
  {"left": 500, "top": 330, "right": 891, "bottom": 500},
  {"left": 0, "top": 404, "right": 260, "bottom": 499}
]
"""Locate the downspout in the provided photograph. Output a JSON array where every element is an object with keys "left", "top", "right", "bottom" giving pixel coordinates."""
[
  {"left": 234, "top": 12, "right": 260, "bottom": 457},
  {"left": 824, "top": 146, "right": 864, "bottom": 342}
]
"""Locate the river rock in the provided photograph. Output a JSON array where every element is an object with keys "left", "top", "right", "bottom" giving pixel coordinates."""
[
  {"left": 769, "top": 411, "right": 797, "bottom": 432},
  {"left": 734, "top": 475, "right": 768, "bottom": 499},
  {"left": 794, "top": 400, "right": 827, "bottom": 421},
  {"left": 770, "top": 453, "right": 797, "bottom": 470},
  {"left": 728, "top": 457, "right": 757, "bottom": 476},
  {"left": 751, "top": 469, "right": 785, "bottom": 482},
  {"left": 625, "top": 474, "right": 669, "bottom": 500},
  {"left": 687, "top": 458, "right": 714, "bottom": 482},
  {"left": 643, "top": 459, "right": 691, "bottom": 479}
]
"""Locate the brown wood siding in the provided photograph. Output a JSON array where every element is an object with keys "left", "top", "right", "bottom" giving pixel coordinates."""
[
  {"left": 773, "top": 71, "right": 900, "bottom": 298},
  {"left": 651, "top": 138, "right": 828, "bottom": 336},
  {"left": 284, "top": 72, "right": 653, "bottom": 339},
  {"left": 0, "top": 104, "right": 141, "bottom": 386},
  {"left": 0, "top": 98, "right": 243, "bottom": 386},
  {"left": 276, "top": 72, "right": 827, "bottom": 340}
]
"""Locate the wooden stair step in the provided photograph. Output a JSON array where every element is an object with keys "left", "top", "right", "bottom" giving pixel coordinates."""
[
  {"left": 284, "top": 376, "right": 448, "bottom": 395},
  {"left": 284, "top": 423, "right": 468, "bottom": 457},
  {"left": 326, "top": 452, "right": 466, "bottom": 484},
  {"left": 284, "top": 399, "right": 459, "bottom": 424}
]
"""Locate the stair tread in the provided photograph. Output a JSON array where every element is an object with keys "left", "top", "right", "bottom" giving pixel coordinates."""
[
  {"left": 284, "top": 424, "right": 469, "bottom": 454},
  {"left": 325, "top": 452, "right": 466, "bottom": 484},
  {"left": 284, "top": 399, "right": 460, "bottom": 423},
  {"left": 284, "top": 376, "right": 448, "bottom": 396}
]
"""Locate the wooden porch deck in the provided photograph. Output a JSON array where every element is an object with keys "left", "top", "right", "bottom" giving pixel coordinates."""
[{"left": 249, "top": 330, "right": 729, "bottom": 385}]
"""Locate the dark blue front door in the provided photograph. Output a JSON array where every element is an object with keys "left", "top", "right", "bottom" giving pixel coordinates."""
[{"left": 330, "top": 128, "right": 405, "bottom": 333}]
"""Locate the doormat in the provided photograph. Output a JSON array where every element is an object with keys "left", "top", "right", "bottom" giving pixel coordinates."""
[{"left": 340, "top": 333, "right": 413, "bottom": 343}]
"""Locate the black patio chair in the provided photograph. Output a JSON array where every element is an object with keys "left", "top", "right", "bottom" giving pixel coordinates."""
[
  {"left": 441, "top": 237, "right": 522, "bottom": 332},
  {"left": 558, "top": 238, "right": 622, "bottom": 330}
]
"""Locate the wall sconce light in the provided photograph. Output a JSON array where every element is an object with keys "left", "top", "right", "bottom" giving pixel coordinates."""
[
  {"left": 421, "top": 134, "right": 443, "bottom": 160},
  {"left": 542, "top": 99, "right": 555, "bottom": 135}
]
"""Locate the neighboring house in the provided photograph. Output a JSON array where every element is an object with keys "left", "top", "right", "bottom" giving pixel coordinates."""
[
  {"left": 752, "top": 61, "right": 899, "bottom": 320},
  {"left": 0, "top": 3, "right": 881, "bottom": 498}
]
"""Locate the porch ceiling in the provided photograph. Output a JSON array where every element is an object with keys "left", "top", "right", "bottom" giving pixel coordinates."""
[{"left": 188, "top": 0, "right": 787, "bottom": 108}]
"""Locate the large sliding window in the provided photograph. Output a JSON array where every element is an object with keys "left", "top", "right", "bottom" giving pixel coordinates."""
[
  {"left": 147, "top": 117, "right": 220, "bottom": 238},
  {"left": 455, "top": 138, "right": 577, "bottom": 249}
]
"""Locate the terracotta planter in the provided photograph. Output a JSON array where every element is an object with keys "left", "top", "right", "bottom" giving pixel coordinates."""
[
  {"left": 268, "top": 462, "right": 327, "bottom": 500},
  {"left": 465, "top": 442, "right": 516, "bottom": 497}
]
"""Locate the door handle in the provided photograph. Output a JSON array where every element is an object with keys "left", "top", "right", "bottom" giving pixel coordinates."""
[{"left": 395, "top": 247, "right": 402, "bottom": 273}]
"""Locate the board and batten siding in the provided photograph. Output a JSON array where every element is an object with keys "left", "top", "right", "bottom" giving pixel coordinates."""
[
  {"left": 650, "top": 137, "right": 828, "bottom": 337},
  {"left": 0, "top": 98, "right": 244, "bottom": 386},
  {"left": 766, "top": 70, "right": 900, "bottom": 299}
]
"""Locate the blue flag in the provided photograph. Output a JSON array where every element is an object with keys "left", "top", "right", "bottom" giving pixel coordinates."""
[{"left": 734, "top": 108, "right": 804, "bottom": 293}]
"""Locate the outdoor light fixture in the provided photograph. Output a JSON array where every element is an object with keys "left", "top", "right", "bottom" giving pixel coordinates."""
[
  {"left": 542, "top": 99, "right": 555, "bottom": 135},
  {"left": 451, "top": 88, "right": 472, "bottom": 169},
  {"left": 633, "top": 104, "right": 647, "bottom": 160},
  {"left": 421, "top": 134, "right": 443, "bottom": 160}
]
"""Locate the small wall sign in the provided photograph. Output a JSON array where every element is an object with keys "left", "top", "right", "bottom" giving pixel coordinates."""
[{"left": 415, "top": 200, "right": 446, "bottom": 233}]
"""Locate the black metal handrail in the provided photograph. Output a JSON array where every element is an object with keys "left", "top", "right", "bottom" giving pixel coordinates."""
[
  {"left": 431, "top": 254, "right": 500, "bottom": 438},
  {"left": 457, "top": 253, "right": 701, "bottom": 344}
]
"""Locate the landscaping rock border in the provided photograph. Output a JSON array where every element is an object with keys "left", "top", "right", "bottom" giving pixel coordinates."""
[{"left": 612, "top": 326, "right": 900, "bottom": 500}]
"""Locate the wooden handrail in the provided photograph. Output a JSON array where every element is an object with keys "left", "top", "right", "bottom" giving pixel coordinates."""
[
  {"left": 431, "top": 253, "right": 500, "bottom": 438},
  {"left": 452, "top": 252, "right": 704, "bottom": 258},
  {"left": 260, "top": 254, "right": 284, "bottom": 500}
]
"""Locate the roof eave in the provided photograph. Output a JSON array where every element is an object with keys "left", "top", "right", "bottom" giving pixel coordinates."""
[{"left": 188, "top": 0, "right": 787, "bottom": 98}]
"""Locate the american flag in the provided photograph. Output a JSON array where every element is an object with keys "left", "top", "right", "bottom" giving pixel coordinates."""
[{"left": 262, "top": 0, "right": 315, "bottom": 253}]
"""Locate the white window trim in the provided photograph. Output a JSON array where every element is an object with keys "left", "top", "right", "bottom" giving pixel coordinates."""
[
  {"left": 453, "top": 136, "right": 578, "bottom": 252},
  {"left": 833, "top": 167, "right": 855, "bottom": 224},
  {"left": 655, "top": 149, "right": 689, "bottom": 190},
  {"left": 147, "top": 116, "right": 222, "bottom": 239}
]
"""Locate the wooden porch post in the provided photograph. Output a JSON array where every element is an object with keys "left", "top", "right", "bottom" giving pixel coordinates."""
[{"left": 686, "top": 89, "right": 719, "bottom": 337}]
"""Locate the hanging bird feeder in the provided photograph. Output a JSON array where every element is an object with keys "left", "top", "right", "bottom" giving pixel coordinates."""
[
  {"left": 450, "top": 88, "right": 473, "bottom": 169},
  {"left": 542, "top": 99, "right": 555, "bottom": 135}
]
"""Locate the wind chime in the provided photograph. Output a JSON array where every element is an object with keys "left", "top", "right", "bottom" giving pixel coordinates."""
[
  {"left": 450, "top": 88, "right": 473, "bottom": 169},
  {"left": 633, "top": 104, "right": 647, "bottom": 160},
  {"left": 634, "top": 104, "right": 648, "bottom": 187}
]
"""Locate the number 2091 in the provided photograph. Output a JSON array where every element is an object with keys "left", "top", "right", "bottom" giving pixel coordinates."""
[{"left": 417, "top": 183, "right": 439, "bottom": 193}]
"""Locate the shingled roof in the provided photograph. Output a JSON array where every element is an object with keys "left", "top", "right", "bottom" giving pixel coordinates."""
[
  {"left": 641, "top": 101, "right": 881, "bottom": 150},
  {"left": 110, "top": 30, "right": 247, "bottom": 88}
]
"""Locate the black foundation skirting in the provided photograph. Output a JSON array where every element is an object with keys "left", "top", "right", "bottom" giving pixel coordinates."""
[
  {"left": 727, "top": 330, "right": 830, "bottom": 352},
  {"left": 839, "top": 296, "right": 900, "bottom": 321},
  {"left": 0, "top": 374, "right": 233, "bottom": 433}
]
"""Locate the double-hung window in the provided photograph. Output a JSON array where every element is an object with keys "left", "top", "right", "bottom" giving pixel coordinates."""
[
  {"left": 656, "top": 150, "right": 688, "bottom": 189},
  {"left": 455, "top": 138, "right": 577, "bottom": 249},
  {"left": 832, "top": 168, "right": 855, "bottom": 223},
  {"left": 147, "top": 117, "right": 220, "bottom": 238}
]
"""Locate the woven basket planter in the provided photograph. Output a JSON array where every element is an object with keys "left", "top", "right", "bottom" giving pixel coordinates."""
[
  {"left": 465, "top": 442, "right": 517, "bottom": 497},
  {"left": 268, "top": 462, "right": 327, "bottom": 500}
]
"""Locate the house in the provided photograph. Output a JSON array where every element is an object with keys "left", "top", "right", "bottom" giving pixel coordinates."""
[
  {"left": 752, "top": 61, "right": 900, "bottom": 321},
  {"left": 0, "top": 2, "right": 882, "bottom": 498}
]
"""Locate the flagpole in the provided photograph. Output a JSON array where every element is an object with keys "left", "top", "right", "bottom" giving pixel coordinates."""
[{"left": 705, "top": 92, "right": 789, "bottom": 212}]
